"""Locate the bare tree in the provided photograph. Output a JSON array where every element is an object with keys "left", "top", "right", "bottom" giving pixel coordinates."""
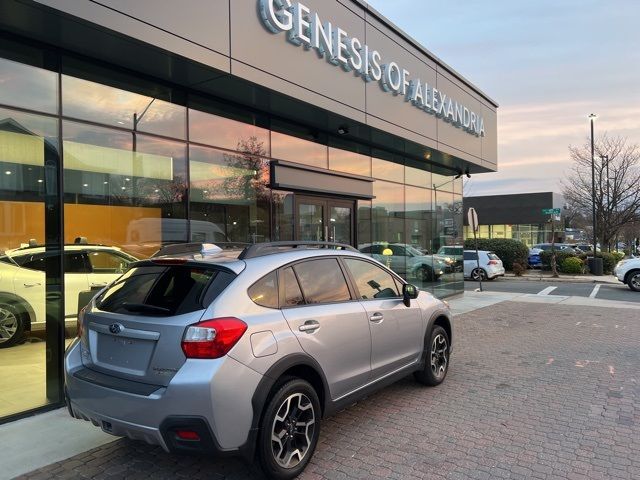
[{"left": 561, "top": 134, "right": 640, "bottom": 250}]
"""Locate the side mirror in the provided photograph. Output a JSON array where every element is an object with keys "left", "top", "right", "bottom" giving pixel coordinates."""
[{"left": 402, "top": 283, "right": 419, "bottom": 307}]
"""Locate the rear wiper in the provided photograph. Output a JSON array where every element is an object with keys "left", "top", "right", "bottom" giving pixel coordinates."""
[{"left": 121, "top": 303, "right": 171, "bottom": 314}]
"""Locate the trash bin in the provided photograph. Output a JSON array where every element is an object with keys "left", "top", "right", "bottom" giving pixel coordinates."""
[{"left": 587, "top": 256, "right": 604, "bottom": 276}]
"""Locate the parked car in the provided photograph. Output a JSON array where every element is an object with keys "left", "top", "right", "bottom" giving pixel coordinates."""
[
  {"left": 359, "top": 243, "right": 446, "bottom": 281},
  {"left": 65, "top": 241, "right": 453, "bottom": 479},
  {"left": 463, "top": 250, "right": 505, "bottom": 280},
  {"left": 528, "top": 248, "right": 543, "bottom": 268},
  {"left": 614, "top": 257, "right": 640, "bottom": 292},
  {"left": 532, "top": 243, "right": 579, "bottom": 254},
  {"left": 0, "top": 239, "right": 137, "bottom": 348},
  {"left": 435, "top": 245, "right": 463, "bottom": 272}
]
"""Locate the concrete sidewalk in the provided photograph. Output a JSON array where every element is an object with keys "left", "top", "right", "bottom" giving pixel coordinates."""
[{"left": 4, "top": 289, "right": 640, "bottom": 479}]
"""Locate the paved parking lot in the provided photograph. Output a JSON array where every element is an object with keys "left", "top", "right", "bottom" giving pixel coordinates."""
[
  {"left": 465, "top": 278, "right": 640, "bottom": 304},
  {"left": 17, "top": 301, "right": 640, "bottom": 480}
]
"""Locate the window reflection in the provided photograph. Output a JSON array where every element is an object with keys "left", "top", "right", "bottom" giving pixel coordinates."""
[
  {"left": 328, "top": 147, "right": 371, "bottom": 176},
  {"left": 190, "top": 143, "right": 270, "bottom": 243},
  {"left": 0, "top": 57, "right": 57, "bottom": 114},
  {"left": 405, "top": 165, "right": 430, "bottom": 188},
  {"left": 189, "top": 108, "right": 270, "bottom": 153},
  {"left": 63, "top": 121, "right": 188, "bottom": 258},
  {"left": 62, "top": 75, "right": 186, "bottom": 139},
  {"left": 372, "top": 157, "right": 403, "bottom": 183},
  {"left": 271, "top": 131, "right": 327, "bottom": 169}
]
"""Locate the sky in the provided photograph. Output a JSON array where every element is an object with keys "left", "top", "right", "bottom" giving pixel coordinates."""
[{"left": 366, "top": 0, "right": 640, "bottom": 197}]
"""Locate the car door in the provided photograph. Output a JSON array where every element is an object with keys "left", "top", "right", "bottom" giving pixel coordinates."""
[
  {"left": 63, "top": 251, "right": 90, "bottom": 320},
  {"left": 280, "top": 258, "right": 372, "bottom": 400},
  {"left": 342, "top": 257, "right": 423, "bottom": 380},
  {"left": 11, "top": 253, "right": 47, "bottom": 325},
  {"left": 85, "top": 250, "right": 133, "bottom": 289},
  {"left": 463, "top": 251, "right": 478, "bottom": 278}
]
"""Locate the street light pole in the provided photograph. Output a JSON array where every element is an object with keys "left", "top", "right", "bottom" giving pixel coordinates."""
[
  {"left": 600, "top": 154, "right": 610, "bottom": 251},
  {"left": 589, "top": 114, "right": 597, "bottom": 260}
]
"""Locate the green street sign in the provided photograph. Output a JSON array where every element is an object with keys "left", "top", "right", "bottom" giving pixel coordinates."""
[{"left": 542, "top": 208, "right": 561, "bottom": 215}]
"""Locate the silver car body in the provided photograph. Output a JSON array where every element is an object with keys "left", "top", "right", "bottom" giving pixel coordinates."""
[{"left": 65, "top": 247, "right": 452, "bottom": 457}]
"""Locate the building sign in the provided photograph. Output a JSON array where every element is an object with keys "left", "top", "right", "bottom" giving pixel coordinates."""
[{"left": 258, "top": 0, "right": 485, "bottom": 137}]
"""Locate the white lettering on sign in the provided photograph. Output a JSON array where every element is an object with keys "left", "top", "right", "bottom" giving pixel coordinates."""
[{"left": 258, "top": 0, "right": 485, "bottom": 137}]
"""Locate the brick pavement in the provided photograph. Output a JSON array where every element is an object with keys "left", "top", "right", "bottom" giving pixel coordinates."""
[{"left": 17, "top": 301, "right": 640, "bottom": 479}]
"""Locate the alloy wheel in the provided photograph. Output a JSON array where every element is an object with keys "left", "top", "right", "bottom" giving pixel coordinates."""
[
  {"left": 631, "top": 273, "right": 640, "bottom": 290},
  {"left": 0, "top": 305, "right": 19, "bottom": 344},
  {"left": 472, "top": 268, "right": 486, "bottom": 281},
  {"left": 430, "top": 334, "right": 448, "bottom": 379},
  {"left": 271, "top": 392, "right": 316, "bottom": 469}
]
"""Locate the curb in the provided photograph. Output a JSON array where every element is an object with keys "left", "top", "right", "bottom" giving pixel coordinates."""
[{"left": 501, "top": 275, "right": 620, "bottom": 285}]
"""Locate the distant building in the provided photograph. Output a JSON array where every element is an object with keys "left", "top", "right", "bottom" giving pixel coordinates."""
[{"left": 463, "top": 192, "right": 566, "bottom": 246}]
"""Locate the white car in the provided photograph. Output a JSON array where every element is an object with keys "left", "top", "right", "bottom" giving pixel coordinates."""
[
  {"left": 463, "top": 250, "right": 505, "bottom": 280},
  {"left": 0, "top": 241, "right": 137, "bottom": 348},
  {"left": 614, "top": 257, "right": 640, "bottom": 292},
  {"left": 359, "top": 243, "right": 446, "bottom": 282}
]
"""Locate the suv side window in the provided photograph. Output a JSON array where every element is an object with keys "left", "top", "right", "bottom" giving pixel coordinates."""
[
  {"left": 18, "top": 253, "right": 47, "bottom": 271},
  {"left": 344, "top": 258, "right": 400, "bottom": 299},
  {"left": 390, "top": 245, "right": 406, "bottom": 256},
  {"left": 293, "top": 259, "right": 351, "bottom": 304},
  {"left": 65, "top": 252, "right": 91, "bottom": 273},
  {"left": 281, "top": 267, "right": 305, "bottom": 307},
  {"left": 248, "top": 271, "right": 279, "bottom": 309},
  {"left": 463, "top": 251, "right": 477, "bottom": 261},
  {"left": 87, "top": 250, "right": 132, "bottom": 274}
]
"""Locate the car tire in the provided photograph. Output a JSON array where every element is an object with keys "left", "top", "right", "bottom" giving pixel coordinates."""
[
  {"left": 414, "top": 325, "right": 450, "bottom": 387},
  {"left": 417, "top": 265, "right": 434, "bottom": 282},
  {"left": 470, "top": 268, "right": 487, "bottom": 281},
  {"left": 627, "top": 270, "right": 640, "bottom": 292},
  {"left": 258, "top": 378, "right": 321, "bottom": 480},
  {"left": 0, "top": 300, "right": 27, "bottom": 349}
]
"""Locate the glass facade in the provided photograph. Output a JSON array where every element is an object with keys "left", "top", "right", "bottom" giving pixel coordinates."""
[{"left": 0, "top": 44, "right": 465, "bottom": 421}]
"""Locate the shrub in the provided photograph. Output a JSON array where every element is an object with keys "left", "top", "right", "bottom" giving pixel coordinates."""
[
  {"left": 463, "top": 238, "right": 529, "bottom": 271},
  {"left": 577, "top": 251, "right": 618, "bottom": 274},
  {"left": 512, "top": 261, "right": 527, "bottom": 276},
  {"left": 539, "top": 250, "right": 577, "bottom": 271},
  {"left": 560, "top": 256, "right": 585, "bottom": 274}
]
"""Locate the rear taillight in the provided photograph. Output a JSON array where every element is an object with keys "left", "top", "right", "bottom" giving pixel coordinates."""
[
  {"left": 181, "top": 317, "right": 247, "bottom": 359},
  {"left": 488, "top": 260, "right": 499, "bottom": 265},
  {"left": 77, "top": 305, "right": 87, "bottom": 339}
]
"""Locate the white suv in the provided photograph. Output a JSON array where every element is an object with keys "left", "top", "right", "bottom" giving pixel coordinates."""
[
  {"left": 614, "top": 257, "right": 640, "bottom": 291},
  {"left": 463, "top": 250, "right": 505, "bottom": 280},
  {"left": 0, "top": 240, "right": 137, "bottom": 347}
]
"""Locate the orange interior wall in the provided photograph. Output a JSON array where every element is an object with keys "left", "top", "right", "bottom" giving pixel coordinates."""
[
  {"left": 0, "top": 201, "right": 161, "bottom": 259},
  {"left": 0, "top": 201, "right": 45, "bottom": 251}
]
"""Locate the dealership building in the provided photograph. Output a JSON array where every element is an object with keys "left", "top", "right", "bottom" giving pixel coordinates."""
[{"left": 0, "top": 0, "right": 497, "bottom": 422}]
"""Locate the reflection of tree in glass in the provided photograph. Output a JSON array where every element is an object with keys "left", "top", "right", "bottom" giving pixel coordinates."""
[{"left": 221, "top": 136, "right": 270, "bottom": 202}]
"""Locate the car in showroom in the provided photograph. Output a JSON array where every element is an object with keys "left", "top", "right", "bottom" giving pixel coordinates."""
[
  {"left": 0, "top": 239, "right": 137, "bottom": 348},
  {"left": 463, "top": 250, "right": 505, "bottom": 280},
  {"left": 359, "top": 243, "right": 446, "bottom": 282},
  {"left": 65, "top": 241, "right": 453, "bottom": 479},
  {"left": 614, "top": 256, "right": 640, "bottom": 292}
]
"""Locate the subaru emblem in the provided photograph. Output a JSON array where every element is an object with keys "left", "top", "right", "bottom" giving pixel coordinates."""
[{"left": 109, "top": 323, "right": 123, "bottom": 335}]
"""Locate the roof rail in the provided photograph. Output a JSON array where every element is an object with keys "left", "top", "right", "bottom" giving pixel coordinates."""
[
  {"left": 239, "top": 241, "right": 358, "bottom": 260},
  {"left": 152, "top": 242, "right": 248, "bottom": 258}
]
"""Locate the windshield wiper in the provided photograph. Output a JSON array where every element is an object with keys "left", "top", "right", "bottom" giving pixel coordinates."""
[{"left": 121, "top": 303, "right": 171, "bottom": 314}]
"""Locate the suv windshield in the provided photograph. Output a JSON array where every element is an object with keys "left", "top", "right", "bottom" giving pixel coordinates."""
[{"left": 97, "top": 264, "right": 235, "bottom": 316}]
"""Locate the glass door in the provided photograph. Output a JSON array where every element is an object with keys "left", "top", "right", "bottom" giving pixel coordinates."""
[{"left": 295, "top": 196, "right": 354, "bottom": 246}]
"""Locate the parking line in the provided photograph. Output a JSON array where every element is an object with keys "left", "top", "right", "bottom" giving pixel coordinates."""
[
  {"left": 537, "top": 286, "right": 557, "bottom": 296},
  {"left": 589, "top": 284, "right": 601, "bottom": 299}
]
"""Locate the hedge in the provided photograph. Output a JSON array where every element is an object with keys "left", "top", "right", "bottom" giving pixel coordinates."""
[
  {"left": 539, "top": 250, "right": 578, "bottom": 272},
  {"left": 577, "top": 251, "right": 619, "bottom": 275},
  {"left": 463, "top": 238, "right": 529, "bottom": 271},
  {"left": 560, "top": 256, "right": 585, "bottom": 274}
]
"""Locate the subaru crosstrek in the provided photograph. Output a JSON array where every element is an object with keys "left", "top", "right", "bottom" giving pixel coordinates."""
[{"left": 65, "top": 241, "right": 453, "bottom": 479}]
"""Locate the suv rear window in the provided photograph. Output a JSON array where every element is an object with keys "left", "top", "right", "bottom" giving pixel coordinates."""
[
  {"left": 487, "top": 253, "right": 500, "bottom": 260},
  {"left": 97, "top": 265, "right": 234, "bottom": 316}
]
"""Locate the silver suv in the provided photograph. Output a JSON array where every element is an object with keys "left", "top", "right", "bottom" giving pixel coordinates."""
[{"left": 64, "top": 242, "right": 453, "bottom": 479}]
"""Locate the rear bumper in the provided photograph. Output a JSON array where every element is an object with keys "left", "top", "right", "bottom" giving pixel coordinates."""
[{"left": 64, "top": 340, "right": 263, "bottom": 455}]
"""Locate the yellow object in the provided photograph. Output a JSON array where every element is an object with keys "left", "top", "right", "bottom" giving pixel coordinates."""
[{"left": 382, "top": 248, "right": 393, "bottom": 256}]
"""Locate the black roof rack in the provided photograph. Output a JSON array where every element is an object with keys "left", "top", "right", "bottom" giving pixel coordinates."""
[
  {"left": 239, "top": 241, "right": 358, "bottom": 260},
  {"left": 152, "top": 242, "right": 248, "bottom": 258}
]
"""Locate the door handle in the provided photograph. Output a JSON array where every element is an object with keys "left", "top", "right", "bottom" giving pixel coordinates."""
[
  {"left": 298, "top": 320, "right": 320, "bottom": 333},
  {"left": 90, "top": 283, "right": 108, "bottom": 288},
  {"left": 23, "top": 282, "right": 42, "bottom": 288},
  {"left": 369, "top": 312, "right": 384, "bottom": 323}
]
